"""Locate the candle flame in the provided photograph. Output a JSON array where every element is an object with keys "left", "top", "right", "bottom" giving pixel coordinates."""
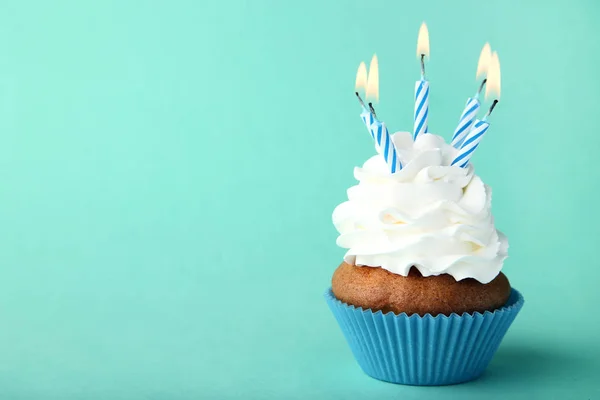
[
  {"left": 476, "top": 42, "right": 492, "bottom": 79},
  {"left": 416, "top": 22, "right": 430, "bottom": 58},
  {"left": 485, "top": 51, "right": 501, "bottom": 100},
  {"left": 366, "top": 54, "right": 379, "bottom": 102},
  {"left": 355, "top": 61, "right": 368, "bottom": 94}
]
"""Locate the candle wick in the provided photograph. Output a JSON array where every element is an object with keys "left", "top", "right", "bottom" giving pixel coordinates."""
[
  {"left": 355, "top": 92, "right": 366, "bottom": 109},
  {"left": 420, "top": 54, "right": 426, "bottom": 79},
  {"left": 484, "top": 99, "right": 499, "bottom": 120},
  {"left": 477, "top": 78, "right": 487, "bottom": 96},
  {"left": 368, "top": 102, "right": 378, "bottom": 119}
]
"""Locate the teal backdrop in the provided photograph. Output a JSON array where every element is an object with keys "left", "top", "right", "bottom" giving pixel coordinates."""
[{"left": 0, "top": 0, "right": 597, "bottom": 399}]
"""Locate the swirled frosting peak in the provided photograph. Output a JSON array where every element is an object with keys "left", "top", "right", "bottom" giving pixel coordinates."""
[{"left": 333, "top": 132, "right": 508, "bottom": 284}]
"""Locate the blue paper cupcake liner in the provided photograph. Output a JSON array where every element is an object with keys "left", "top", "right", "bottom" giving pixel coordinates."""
[{"left": 325, "top": 287, "right": 524, "bottom": 386}]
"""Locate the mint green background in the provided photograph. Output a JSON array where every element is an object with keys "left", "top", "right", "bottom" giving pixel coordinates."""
[{"left": 0, "top": 0, "right": 597, "bottom": 399}]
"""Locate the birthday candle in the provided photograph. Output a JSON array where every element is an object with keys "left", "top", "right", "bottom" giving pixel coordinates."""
[
  {"left": 451, "top": 44, "right": 491, "bottom": 148},
  {"left": 360, "top": 106, "right": 376, "bottom": 143},
  {"left": 452, "top": 51, "right": 501, "bottom": 168},
  {"left": 414, "top": 80, "right": 429, "bottom": 140},
  {"left": 358, "top": 105, "right": 401, "bottom": 171},
  {"left": 359, "top": 109, "right": 379, "bottom": 152},
  {"left": 414, "top": 22, "right": 430, "bottom": 141},
  {"left": 451, "top": 119, "right": 489, "bottom": 167},
  {"left": 451, "top": 97, "right": 480, "bottom": 148},
  {"left": 354, "top": 56, "right": 402, "bottom": 173},
  {"left": 372, "top": 120, "right": 402, "bottom": 173},
  {"left": 367, "top": 55, "right": 402, "bottom": 172}
]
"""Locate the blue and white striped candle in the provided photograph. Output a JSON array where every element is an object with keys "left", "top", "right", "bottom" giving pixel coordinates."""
[
  {"left": 451, "top": 119, "right": 489, "bottom": 168},
  {"left": 355, "top": 56, "right": 401, "bottom": 173},
  {"left": 372, "top": 120, "right": 402, "bottom": 173},
  {"left": 451, "top": 44, "right": 491, "bottom": 148},
  {"left": 413, "top": 79, "right": 429, "bottom": 140},
  {"left": 452, "top": 49, "right": 501, "bottom": 168},
  {"left": 360, "top": 107, "right": 376, "bottom": 142},
  {"left": 359, "top": 107, "right": 401, "bottom": 172},
  {"left": 450, "top": 97, "right": 480, "bottom": 148},
  {"left": 414, "top": 22, "right": 430, "bottom": 141}
]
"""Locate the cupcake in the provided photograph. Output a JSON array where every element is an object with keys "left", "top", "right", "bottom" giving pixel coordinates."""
[{"left": 325, "top": 132, "right": 524, "bottom": 386}]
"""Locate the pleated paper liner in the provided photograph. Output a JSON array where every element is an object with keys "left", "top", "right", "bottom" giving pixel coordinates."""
[{"left": 325, "top": 287, "right": 524, "bottom": 386}]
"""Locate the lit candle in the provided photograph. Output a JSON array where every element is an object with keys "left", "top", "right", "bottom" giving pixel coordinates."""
[
  {"left": 373, "top": 122, "right": 401, "bottom": 173},
  {"left": 452, "top": 52, "right": 501, "bottom": 167},
  {"left": 414, "top": 22, "right": 430, "bottom": 141},
  {"left": 450, "top": 43, "right": 492, "bottom": 148},
  {"left": 355, "top": 56, "right": 402, "bottom": 173},
  {"left": 367, "top": 60, "right": 402, "bottom": 173}
]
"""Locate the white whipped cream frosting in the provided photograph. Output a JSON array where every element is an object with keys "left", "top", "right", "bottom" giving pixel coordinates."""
[{"left": 333, "top": 132, "right": 508, "bottom": 284}]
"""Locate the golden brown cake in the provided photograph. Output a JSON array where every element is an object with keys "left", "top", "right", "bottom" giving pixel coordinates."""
[{"left": 332, "top": 262, "right": 510, "bottom": 316}]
